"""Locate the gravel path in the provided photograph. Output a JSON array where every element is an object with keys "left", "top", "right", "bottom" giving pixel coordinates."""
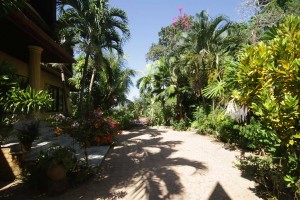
[{"left": 1, "top": 127, "right": 261, "bottom": 200}]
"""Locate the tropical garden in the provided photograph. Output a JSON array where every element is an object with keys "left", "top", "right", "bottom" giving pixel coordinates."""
[
  {"left": 135, "top": 0, "right": 300, "bottom": 199},
  {"left": 0, "top": 0, "right": 133, "bottom": 193},
  {"left": 1, "top": 0, "right": 300, "bottom": 199}
]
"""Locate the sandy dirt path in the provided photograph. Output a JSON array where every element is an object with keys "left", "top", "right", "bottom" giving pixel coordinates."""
[{"left": 1, "top": 127, "right": 261, "bottom": 200}]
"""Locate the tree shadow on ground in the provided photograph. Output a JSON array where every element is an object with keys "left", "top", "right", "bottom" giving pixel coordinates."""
[{"left": 91, "top": 127, "right": 208, "bottom": 199}]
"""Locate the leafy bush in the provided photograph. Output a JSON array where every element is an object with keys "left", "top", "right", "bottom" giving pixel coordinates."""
[
  {"left": 0, "top": 62, "right": 18, "bottom": 143},
  {"left": 192, "top": 106, "right": 240, "bottom": 142},
  {"left": 171, "top": 119, "right": 190, "bottom": 131},
  {"left": 114, "top": 113, "right": 133, "bottom": 130},
  {"left": 237, "top": 155, "right": 292, "bottom": 199},
  {"left": 191, "top": 106, "right": 214, "bottom": 134},
  {"left": 215, "top": 114, "right": 239, "bottom": 144},
  {"left": 237, "top": 117, "right": 280, "bottom": 153},
  {"left": 109, "top": 105, "right": 137, "bottom": 130}
]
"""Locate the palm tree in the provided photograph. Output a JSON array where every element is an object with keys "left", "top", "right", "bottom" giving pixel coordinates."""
[
  {"left": 185, "top": 10, "right": 232, "bottom": 101},
  {"left": 57, "top": 0, "right": 130, "bottom": 116},
  {"left": 92, "top": 52, "right": 135, "bottom": 110}
]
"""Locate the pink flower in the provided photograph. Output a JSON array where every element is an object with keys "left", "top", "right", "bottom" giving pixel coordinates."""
[{"left": 178, "top": 7, "right": 183, "bottom": 12}]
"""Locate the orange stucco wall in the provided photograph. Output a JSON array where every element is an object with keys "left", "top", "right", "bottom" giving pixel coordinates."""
[
  {"left": 0, "top": 51, "right": 63, "bottom": 88},
  {"left": 0, "top": 51, "right": 72, "bottom": 113}
]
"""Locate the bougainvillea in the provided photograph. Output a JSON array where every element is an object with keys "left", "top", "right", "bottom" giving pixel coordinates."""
[{"left": 172, "top": 7, "right": 192, "bottom": 30}]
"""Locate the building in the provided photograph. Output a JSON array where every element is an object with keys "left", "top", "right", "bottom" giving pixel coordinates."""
[{"left": 0, "top": 0, "right": 75, "bottom": 114}]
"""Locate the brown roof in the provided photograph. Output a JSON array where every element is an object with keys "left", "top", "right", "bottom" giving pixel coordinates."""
[{"left": 0, "top": 11, "right": 75, "bottom": 64}]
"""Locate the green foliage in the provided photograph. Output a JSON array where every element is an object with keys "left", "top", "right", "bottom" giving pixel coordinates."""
[
  {"left": 237, "top": 155, "right": 290, "bottom": 199},
  {"left": 0, "top": 62, "right": 18, "bottom": 143},
  {"left": 113, "top": 112, "right": 134, "bottom": 130},
  {"left": 192, "top": 107, "right": 239, "bottom": 142},
  {"left": 237, "top": 118, "right": 280, "bottom": 152},
  {"left": 237, "top": 16, "right": 300, "bottom": 144},
  {"left": 37, "top": 146, "right": 77, "bottom": 171},
  {"left": 215, "top": 113, "right": 239, "bottom": 143},
  {"left": 27, "top": 146, "right": 77, "bottom": 189},
  {"left": 171, "top": 119, "right": 190, "bottom": 131},
  {"left": 202, "top": 79, "right": 225, "bottom": 99},
  {"left": 236, "top": 16, "right": 300, "bottom": 197},
  {"left": 191, "top": 106, "right": 213, "bottom": 134},
  {"left": 0, "top": 62, "right": 18, "bottom": 101},
  {"left": 58, "top": 0, "right": 130, "bottom": 116},
  {"left": 148, "top": 102, "right": 165, "bottom": 126},
  {"left": 4, "top": 86, "right": 53, "bottom": 114}
]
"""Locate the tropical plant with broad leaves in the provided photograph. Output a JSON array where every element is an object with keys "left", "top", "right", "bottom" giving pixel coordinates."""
[{"left": 4, "top": 86, "right": 53, "bottom": 115}]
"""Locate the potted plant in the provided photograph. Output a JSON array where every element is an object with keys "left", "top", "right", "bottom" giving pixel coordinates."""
[
  {"left": 37, "top": 146, "right": 77, "bottom": 181},
  {"left": 27, "top": 146, "right": 77, "bottom": 194},
  {"left": 16, "top": 120, "right": 39, "bottom": 151},
  {"left": 17, "top": 121, "right": 39, "bottom": 152}
]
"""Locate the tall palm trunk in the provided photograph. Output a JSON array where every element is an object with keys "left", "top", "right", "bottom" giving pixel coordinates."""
[
  {"left": 60, "top": 66, "right": 69, "bottom": 116},
  {"left": 85, "top": 51, "right": 103, "bottom": 114},
  {"left": 86, "top": 68, "right": 95, "bottom": 113},
  {"left": 78, "top": 48, "right": 90, "bottom": 118}
]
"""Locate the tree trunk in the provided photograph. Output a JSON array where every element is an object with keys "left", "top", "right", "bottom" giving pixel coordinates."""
[
  {"left": 78, "top": 50, "right": 90, "bottom": 118},
  {"left": 60, "top": 66, "right": 69, "bottom": 116},
  {"left": 86, "top": 69, "right": 96, "bottom": 114}
]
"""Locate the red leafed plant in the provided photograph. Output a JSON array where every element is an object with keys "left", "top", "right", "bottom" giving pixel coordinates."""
[{"left": 50, "top": 111, "right": 121, "bottom": 165}]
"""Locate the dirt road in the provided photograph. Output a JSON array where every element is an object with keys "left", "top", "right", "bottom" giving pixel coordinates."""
[{"left": 1, "top": 127, "right": 261, "bottom": 200}]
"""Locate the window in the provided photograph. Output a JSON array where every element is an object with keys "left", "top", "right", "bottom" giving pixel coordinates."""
[
  {"left": 17, "top": 75, "right": 29, "bottom": 89},
  {"left": 46, "top": 84, "right": 65, "bottom": 112}
]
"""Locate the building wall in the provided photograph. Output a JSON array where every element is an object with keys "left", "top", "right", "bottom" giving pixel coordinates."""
[
  {"left": 0, "top": 51, "right": 28, "bottom": 77},
  {"left": 0, "top": 51, "right": 72, "bottom": 114}
]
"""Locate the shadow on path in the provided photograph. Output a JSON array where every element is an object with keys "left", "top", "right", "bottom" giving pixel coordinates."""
[
  {"left": 91, "top": 127, "right": 208, "bottom": 199},
  {"left": 208, "top": 182, "right": 232, "bottom": 200}
]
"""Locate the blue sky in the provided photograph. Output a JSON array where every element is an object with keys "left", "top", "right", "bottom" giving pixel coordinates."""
[{"left": 109, "top": 0, "right": 244, "bottom": 101}]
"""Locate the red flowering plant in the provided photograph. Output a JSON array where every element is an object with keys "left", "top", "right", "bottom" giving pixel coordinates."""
[
  {"left": 52, "top": 110, "right": 121, "bottom": 147},
  {"left": 49, "top": 111, "right": 121, "bottom": 165}
]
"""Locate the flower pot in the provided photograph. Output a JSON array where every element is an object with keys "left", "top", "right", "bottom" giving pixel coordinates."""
[{"left": 46, "top": 164, "right": 67, "bottom": 181}]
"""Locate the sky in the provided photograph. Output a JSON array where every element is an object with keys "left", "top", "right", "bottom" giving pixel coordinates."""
[{"left": 109, "top": 0, "right": 245, "bottom": 101}]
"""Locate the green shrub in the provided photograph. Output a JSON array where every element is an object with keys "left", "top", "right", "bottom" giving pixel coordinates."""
[
  {"left": 117, "top": 113, "right": 133, "bottom": 130},
  {"left": 215, "top": 114, "right": 239, "bottom": 143},
  {"left": 110, "top": 107, "right": 135, "bottom": 130},
  {"left": 171, "top": 119, "right": 190, "bottom": 131},
  {"left": 237, "top": 155, "right": 292, "bottom": 199},
  {"left": 27, "top": 146, "right": 77, "bottom": 190},
  {"left": 191, "top": 106, "right": 214, "bottom": 134},
  {"left": 238, "top": 117, "right": 280, "bottom": 153}
]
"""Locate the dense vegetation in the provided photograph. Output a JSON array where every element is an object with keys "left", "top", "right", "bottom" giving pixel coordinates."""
[
  {"left": 1, "top": 0, "right": 300, "bottom": 198},
  {"left": 134, "top": 0, "right": 300, "bottom": 198}
]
